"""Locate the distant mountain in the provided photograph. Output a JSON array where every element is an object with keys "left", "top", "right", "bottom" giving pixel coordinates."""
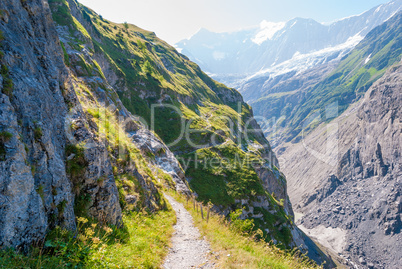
[
  {"left": 177, "top": 0, "right": 402, "bottom": 85},
  {"left": 249, "top": 10, "right": 402, "bottom": 145}
]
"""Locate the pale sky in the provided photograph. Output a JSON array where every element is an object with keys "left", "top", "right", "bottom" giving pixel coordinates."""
[{"left": 78, "top": 0, "right": 388, "bottom": 45}]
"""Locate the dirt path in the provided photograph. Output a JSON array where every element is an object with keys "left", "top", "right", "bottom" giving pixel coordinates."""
[{"left": 163, "top": 194, "right": 214, "bottom": 269}]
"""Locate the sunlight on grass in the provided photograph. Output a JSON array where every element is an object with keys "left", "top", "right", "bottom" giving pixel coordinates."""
[
  {"left": 88, "top": 210, "right": 176, "bottom": 268},
  {"left": 0, "top": 209, "right": 175, "bottom": 268},
  {"left": 167, "top": 190, "right": 321, "bottom": 269}
]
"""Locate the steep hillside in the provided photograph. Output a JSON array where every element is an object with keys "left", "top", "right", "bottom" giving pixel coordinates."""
[
  {"left": 0, "top": 0, "right": 330, "bottom": 266},
  {"left": 49, "top": 0, "right": 296, "bottom": 245},
  {"left": 0, "top": 0, "right": 187, "bottom": 251},
  {"left": 281, "top": 58, "right": 402, "bottom": 269}
]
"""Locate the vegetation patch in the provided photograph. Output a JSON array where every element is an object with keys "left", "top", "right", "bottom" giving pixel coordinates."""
[
  {"left": 0, "top": 31, "right": 13, "bottom": 98},
  {"left": 0, "top": 131, "right": 12, "bottom": 161},
  {"left": 33, "top": 127, "right": 43, "bottom": 142},
  {"left": 168, "top": 190, "right": 319, "bottom": 269},
  {"left": 0, "top": 210, "right": 175, "bottom": 268},
  {"left": 182, "top": 142, "right": 266, "bottom": 206},
  {"left": 60, "top": 41, "right": 70, "bottom": 66},
  {"left": 65, "top": 143, "right": 89, "bottom": 216}
]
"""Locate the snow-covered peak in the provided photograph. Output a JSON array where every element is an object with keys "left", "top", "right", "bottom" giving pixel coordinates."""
[
  {"left": 252, "top": 20, "right": 286, "bottom": 45},
  {"left": 176, "top": 0, "right": 402, "bottom": 76},
  {"left": 246, "top": 32, "right": 364, "bottom": 81}
]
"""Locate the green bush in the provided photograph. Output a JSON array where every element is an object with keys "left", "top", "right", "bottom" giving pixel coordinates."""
[
  {"left": 229, "top": 208, "right": 255, "bottom": 235},
  {"left": 34, "top": 127, "right": 43, "bottom": 141},
  {"left": 0, "top": 131, "right": 12, "bottom": 141}
]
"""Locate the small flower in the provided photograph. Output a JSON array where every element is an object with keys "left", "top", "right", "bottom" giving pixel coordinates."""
[
  {"left": 92, "top": 237, "right": 101, "bottom": 244},
  {"left": 85, "top": 228, "right": 95, "bottom": 237},
  {"left": 91, "top": 223, "right": 97, "bottom": 229},
  {"left": 77, "top": 217, "right": 88, "bottom": 224},
  {"left": 104, "top": 226, "right": 113, "bottom": 234},
  {"left": 78, "top": 234, "right": 87, "bottom": 242}
]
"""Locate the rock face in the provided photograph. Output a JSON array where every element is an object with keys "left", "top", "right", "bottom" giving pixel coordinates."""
[
  {"left": 0, "top": 0, "right": 189, "bottom": 249},
  {"left": 282, "top": 60, "right": 402, "bottom": 268},
  {"left": 0, "top": 0, "right": 75, "bottom": 249}
]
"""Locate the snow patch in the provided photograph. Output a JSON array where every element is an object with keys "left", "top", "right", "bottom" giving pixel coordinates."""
[
  {"left": 385, "top": 10, "right": 400, "bottom": 22},
  {"left": 364, "top": 53, "right": 372, "bottom": 64},
  {"left": 252, "top": 20, "right": 286, "bottom": 45},
  {"left": 246, "top": 33, "right": 364, "bottom": 81}
]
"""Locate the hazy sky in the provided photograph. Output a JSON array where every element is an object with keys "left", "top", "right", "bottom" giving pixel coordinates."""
[{"left": 78, "top": 0, "right": 388, "bottom": 45}]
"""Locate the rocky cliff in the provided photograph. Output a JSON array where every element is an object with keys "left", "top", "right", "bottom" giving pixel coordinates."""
[
  {"left": 289, "top": 60, "right": 402, "bottom": 269},
  {"left": 278, "top": 48, "right": 402, "bottom": 269},
  {"left": 0, "top": 0, "right": 329, "bottom": 265}
]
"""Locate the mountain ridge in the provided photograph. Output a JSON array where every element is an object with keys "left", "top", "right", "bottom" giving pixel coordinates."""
[{"left": 177, "top": 0, "right": 402, "bottom": 78}]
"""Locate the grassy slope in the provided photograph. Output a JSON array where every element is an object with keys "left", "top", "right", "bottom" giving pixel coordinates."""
[
  {"left": 46, "top": 0, "right": 295, "bottom": 247},
  {"left": 0, "top": 210, "right": 175, "bottom": 268},
  {"left": 253, "top": 12, "right": 402, "bottom": 143},
  {"left": 0, "top": 0, "right": 318, "bottom": 266},
  {"left": 168, "top": 190, "right": 320, "bottom": 269}
]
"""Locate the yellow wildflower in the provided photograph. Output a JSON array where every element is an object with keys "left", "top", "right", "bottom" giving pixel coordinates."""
[
  {"left": 92, "top": 237, "right": 101, "bottom": 244},
  {"left": 77, "top": 217, "right": 88, "bottom": 224}
]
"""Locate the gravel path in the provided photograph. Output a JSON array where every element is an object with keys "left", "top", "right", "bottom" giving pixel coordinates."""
[{"left": 163, "top": 194, "right": 214, "bottom": 269}]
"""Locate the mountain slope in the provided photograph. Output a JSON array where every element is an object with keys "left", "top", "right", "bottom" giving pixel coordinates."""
[
  {"left": 48, "top": 0, "right": 309, "bottom": 252},
  {"left": 281, "top": 58, "right": 402, "bottom": 269},
  {"left": 0, "top": 0, "right": 331, "bottom": 265},
  {"left": 268, "top": 12, "right": 402, "bottom": 268},
  {"left": 249, "top": 11, "right": 402, "bottom": 145}
]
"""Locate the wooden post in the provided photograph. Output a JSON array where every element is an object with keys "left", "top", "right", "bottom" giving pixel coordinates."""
[
  {"left": 200, "top": 204, "right": 204, "bottom": 219},
  {"left": 193, "top": 196, "right": 195, "bottom": 211},
  {"left": 207, "top": 206, "right": 210, "bottom": 223}
]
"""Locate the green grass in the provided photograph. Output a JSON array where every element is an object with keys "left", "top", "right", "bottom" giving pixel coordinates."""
[
  {"left": 168, "top": 190, "right": 320, "bottom": 269},
  {"left": 182, "top": 142, "right": 266, "bottom": 206},
  {"left": 180, "top": 141, "right": 294, "bottom": 248},
  {"left": 34, "top": 127, "right": 43, "bottom": 141},
  {"left": 0, "top": 131, "right": 12, "bottom": 141},
  {"left": 0, "top": 131, "right": 12, "bottom": 161},
  {"left": 0, "top": 209, "right": 176, "bottom": 269}
]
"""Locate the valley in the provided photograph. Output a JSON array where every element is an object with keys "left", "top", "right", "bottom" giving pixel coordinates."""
[
  {"left": 178, "top": 1, "right": 402, "bottom": 268},
  {"left": 0, "top": 0, "right": 400, "bottom": 268}
]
